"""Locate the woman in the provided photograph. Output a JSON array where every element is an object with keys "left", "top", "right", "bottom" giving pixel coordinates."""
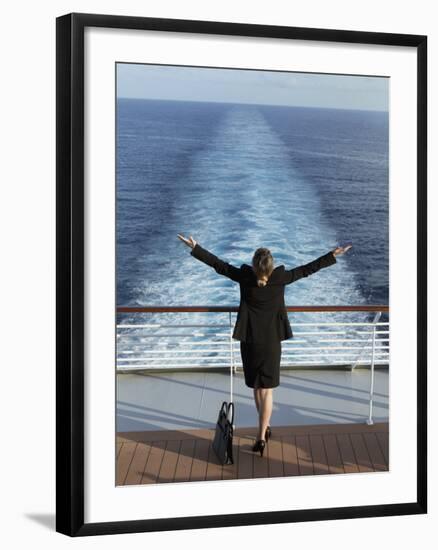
[{"left": 177, "top": 233, "right": 352, "bottom": 457}]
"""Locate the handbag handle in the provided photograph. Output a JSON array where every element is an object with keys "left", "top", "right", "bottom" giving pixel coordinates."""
[
  {"left": 226, "top": 402, "right": 234, "bottom": 425},
  {"left": 219, "top": 401, "right": 228, "bottom": 416}
]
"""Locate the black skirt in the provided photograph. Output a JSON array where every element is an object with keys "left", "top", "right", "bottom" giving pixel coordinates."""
[{"left": 240, "top": 340, "right": 282, "bottom": 388}]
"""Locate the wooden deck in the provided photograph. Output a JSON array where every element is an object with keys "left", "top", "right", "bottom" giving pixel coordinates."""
[{"left": 116, "top": 422, "right": 389, "bottom": 486}]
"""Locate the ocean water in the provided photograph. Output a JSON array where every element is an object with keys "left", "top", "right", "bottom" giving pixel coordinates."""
[{"left": 116, "top": 98, "right": 389, "bottom": 355}]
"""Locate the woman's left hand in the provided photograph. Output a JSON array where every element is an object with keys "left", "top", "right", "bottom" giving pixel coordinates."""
[
  {"left": 177, "top": 233, "right": 197, "bottom": 249},
  {"left": 333, "top": 244, "right": 353, "bottom": 257}
]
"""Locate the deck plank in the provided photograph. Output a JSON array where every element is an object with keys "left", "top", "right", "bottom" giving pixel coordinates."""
[
  {"left": 296, "top": 435, "right": 314, "bottom": 475},
  {"left": 309, "top": 434, "right": 329, "bottom": 474},
  {"left": 117, "top": 442, "right": 137, "bottom": 485},
  {"left": 282, "top": 435, "right": 300, "bottom": 476},
  {"left": 336, "top": 433, "right": 360, "bottom": 473},
  {"left": 190, "top": 439, "right": 210, "bottom": 481},
  {"left": 363, "top": 432, "right": 387, "bottom": 471},
  {"left": 375, "top": 431, "right": 389, "bottom": 467},
  {"left": 157, "top": 439, "right": 181, "bottom": 483},
  {"left": 174, "top": 439, "right": 196, "bottom": 482},
  {"left": 125, "top": 441, "right": 153, "bottom": 485},
  {"left": 323, "top": 434, "right": 345, "bottom": 474},
  {"left": 116, "top": 422, "right": 389, "bottom": 485},
  {"left": 237, "top": 436, "right": 254, "bottom": 479},
  {"left": 349, "top": 433, "right": 374, "bottom": 472},
  {"left": 267, "top": 438, "right": 284, "bottom": 478},
  {"left": 141, "top": 441, "right": 167, "bottom": 484}
]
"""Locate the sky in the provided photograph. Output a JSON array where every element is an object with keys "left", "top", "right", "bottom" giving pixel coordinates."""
[{"left": 116, "top": 63, "right": 389, "bottom": 112}]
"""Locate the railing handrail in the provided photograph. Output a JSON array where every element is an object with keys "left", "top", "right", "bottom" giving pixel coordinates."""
[{"left": 117, "top": 304, "right": 389, "bottom": 313}]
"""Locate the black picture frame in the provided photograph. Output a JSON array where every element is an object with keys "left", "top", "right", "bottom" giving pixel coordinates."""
[{"left": 56, "top": 12, "right": 427, "bottom": 537}]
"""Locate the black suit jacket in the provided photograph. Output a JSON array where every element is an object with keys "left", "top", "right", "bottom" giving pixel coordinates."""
[{"left": 190, "top": 243, "right": 337, "bottom": 343}]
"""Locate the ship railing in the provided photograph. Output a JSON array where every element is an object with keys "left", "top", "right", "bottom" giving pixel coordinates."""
[
  {"left": 117, "top": 305, "right": 388, "bottom": 425},
  {"left": 117, "top": 305, "right": 389, "bottom": 371}
]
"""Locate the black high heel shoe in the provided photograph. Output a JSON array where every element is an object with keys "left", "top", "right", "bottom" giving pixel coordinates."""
[
  {"left": 252, "top": 439, "right": 266, "bottom": 457},
  {"left": 265, "top": 426, "right": 272, "bottom": 441}
]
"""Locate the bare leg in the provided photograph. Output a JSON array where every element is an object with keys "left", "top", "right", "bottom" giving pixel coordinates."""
[
  {"left": 253, "top": 388, "right": 261, "bottom": 413},
  {"left": 257, "top": 388, "right": 273, "bottom": 441}
]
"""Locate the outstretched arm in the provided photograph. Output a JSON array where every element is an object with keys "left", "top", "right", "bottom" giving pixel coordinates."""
[
  {"left": 283, "top": 251, "right": 336, "bottom": 284},
  {"left": 283, "top": 245, "right": 351, "bottom": 285},
  {"left": 178, "top": 234, "right": 242, "bottom": 283}
]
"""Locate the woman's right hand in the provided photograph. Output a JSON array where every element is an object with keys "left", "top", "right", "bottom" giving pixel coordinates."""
[{"left": 177, "top": 233, "right": 197, "bottom": 249}]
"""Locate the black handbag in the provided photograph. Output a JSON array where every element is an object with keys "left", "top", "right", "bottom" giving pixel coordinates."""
[{"left": 212, "top": 401, "right": 234, "bottom": 465}]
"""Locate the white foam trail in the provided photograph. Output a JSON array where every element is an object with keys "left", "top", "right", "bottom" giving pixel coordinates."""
[{"left": 122, "top": 105, "right": 371, "bottom": 356}]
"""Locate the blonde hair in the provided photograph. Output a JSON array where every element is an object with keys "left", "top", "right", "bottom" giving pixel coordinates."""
[{"left": 252, "top": 248, "right": 274, "bottom": 287}]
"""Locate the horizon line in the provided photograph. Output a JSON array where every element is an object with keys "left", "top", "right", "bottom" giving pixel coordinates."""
[{"left": 116, "top": 96, "right": 389, "bottom": 113}]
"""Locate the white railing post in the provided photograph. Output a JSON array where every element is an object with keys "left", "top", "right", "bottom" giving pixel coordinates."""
[
  {"left": 229, "top": 311, "right": 235, "bottom": 430},
  {"left": 366, "top": 313, "right": 379, "bottom": 425}
]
